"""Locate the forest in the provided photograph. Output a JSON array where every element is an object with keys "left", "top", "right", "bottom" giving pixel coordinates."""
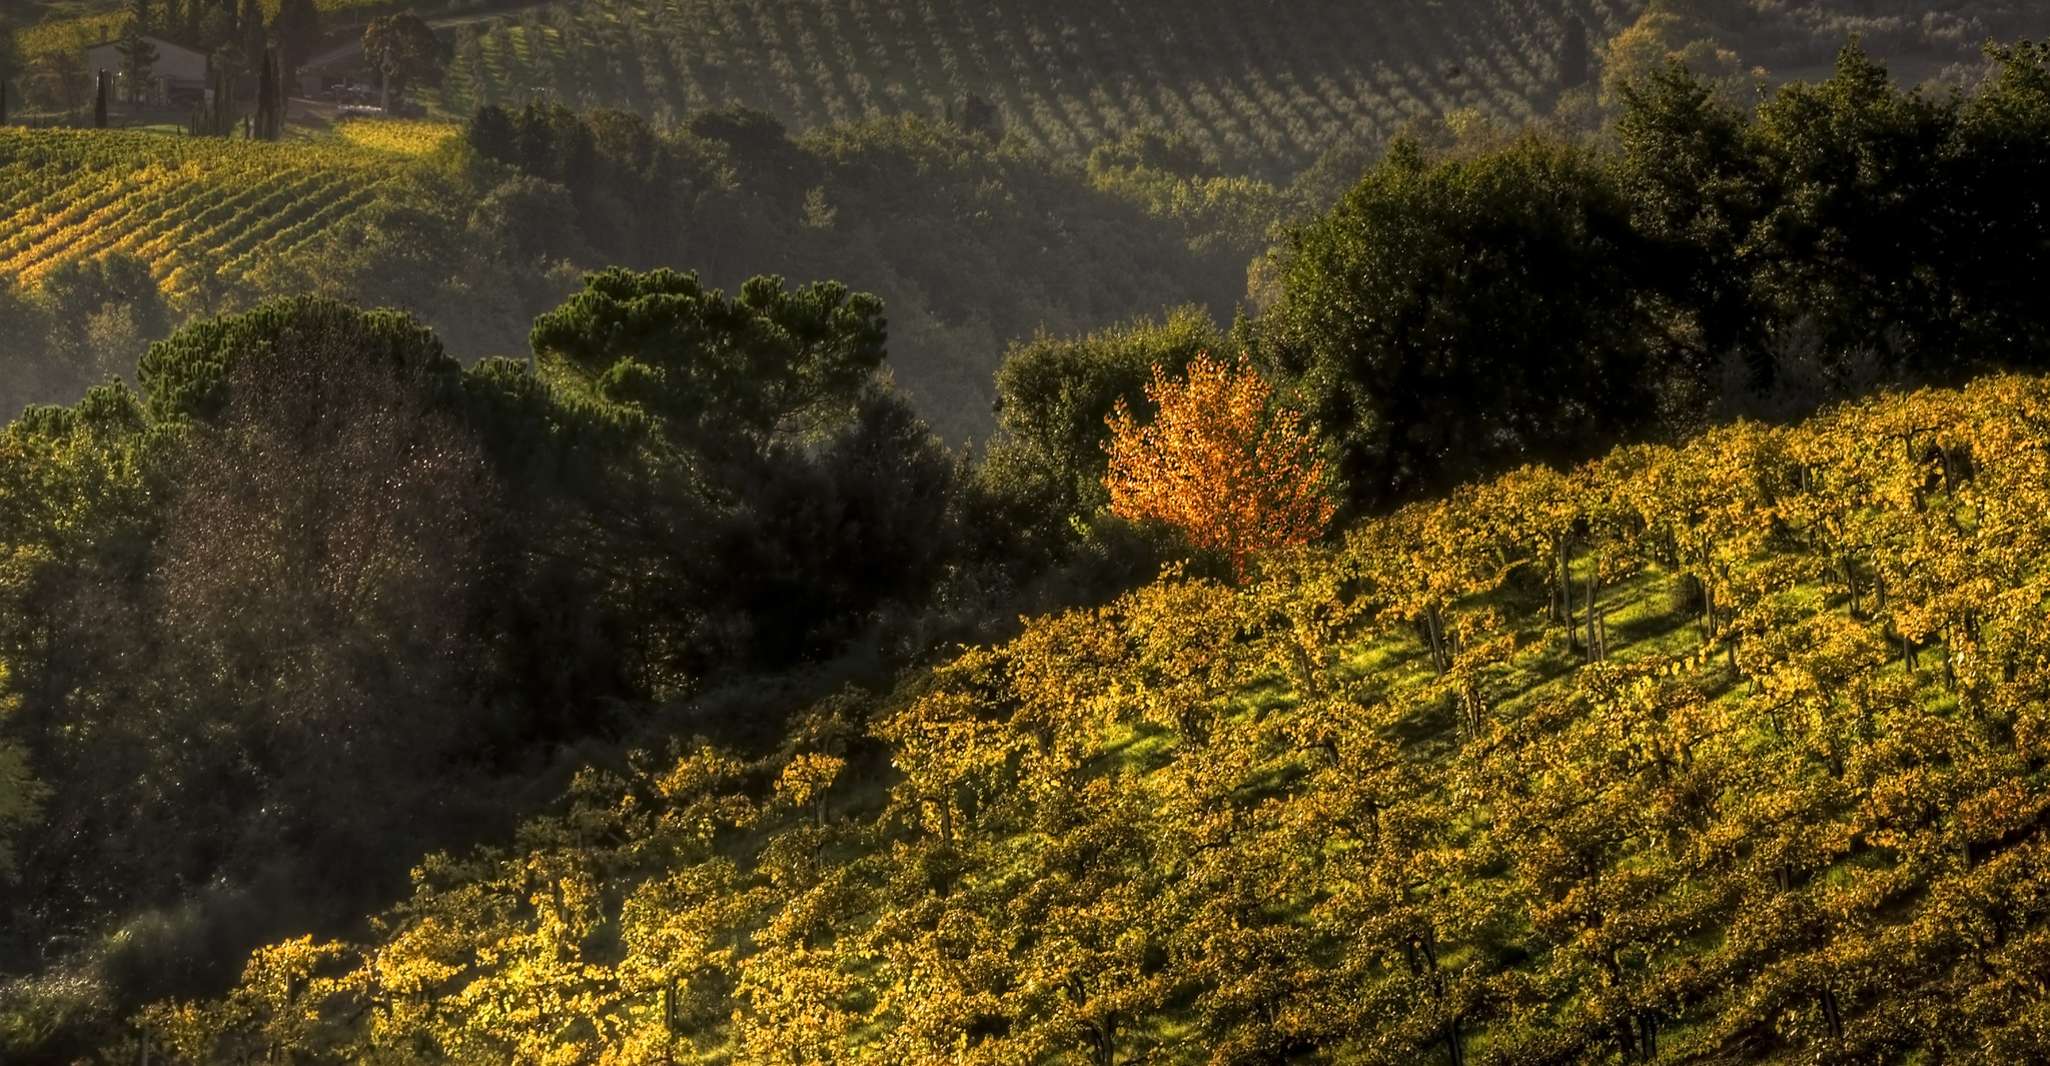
[{"left": 3, "top": 0, "right": 2050, "bottom": 1062}]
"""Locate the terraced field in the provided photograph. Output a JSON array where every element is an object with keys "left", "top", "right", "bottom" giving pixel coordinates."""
[
  {"left": 444, "top": 0, "right": 1645, "bottom": 176},
  {"left": 0, "top": 127, "right": 420, "bottom": 307}
]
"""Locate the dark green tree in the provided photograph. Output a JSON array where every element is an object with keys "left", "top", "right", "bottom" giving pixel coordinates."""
[
  {"left": 1616, "top": 60, "right": 1768, "bottom": 387},
  {"left": 1560, "top": 14, "right": 1589, "bottom": 88},
  {"left": 528, "top": 268, "right": 887, "bottom": 458},
  {"left": 270, "top": 0, "right": 320, "bottom": 69},
  {"left": 977, "top": 307, "right": 1217, "bottom": 556},
  {"left": 237, "top": 0, "right": 264, "bottom": 83},
  {"left": 189, "top": 58, "right": 236, "bottom": 136},
  {"left": 362, "top": 13, "right": 442, "bottom": 109},
  {"left": 955, "top": 91, "right": 1000, "bottom": 140},
  {"left": 0, "top": 281, "right": 48, "bottom": 413},
  {"left": 0, "top": 737, "right": 41, "bottom": 882},
  {"left": 252, "top": 45, "right": 281, "bottom": 139},
  {"left": 0, "top": 10, "right": 18, "bottom": 121},
  {"left": 1258, "top": 137, "right": 1672, "bottom": 510},
  {"left": 1746, "top": 44, "right": 1956, "bottom": 379},
  {"left": 38, "top": 253, "right": 172, "bottom": 385},
  {"left": 1940, "top": 42, "right": 2050, "bottom": 363}
]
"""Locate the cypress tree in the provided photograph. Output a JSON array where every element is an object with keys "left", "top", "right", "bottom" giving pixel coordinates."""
[
  {"left": 239, "top": 0, "right": 264, "bottom": 76},
  {"left": 190, "top": 58, "right": 235, "bottom": 136},
  {"left": 255, "top": 46, "right": 271, "bottom": 138},
  {"left": 1561, "top": 15, "right": 1590, "bottom": 89},
  {"left": 253, "top": 45, "right": 285, "bottom": 140},
  {"left": 94, "top": 70, "right": 109, "bottom": 127}
]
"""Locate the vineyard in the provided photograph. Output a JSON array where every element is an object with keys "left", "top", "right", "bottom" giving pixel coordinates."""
[
  {"left": 0, "top": 127, "right": 421, "bottom": 308},
  {"left": 146, "top": 374, "right": 2050, "bottom": 1062},
  {"left": 444, "top": 0, "right": 1646, "bottom": 176},
  {"left": 334, "top": 117, "right": 462, "bottom": 155}
]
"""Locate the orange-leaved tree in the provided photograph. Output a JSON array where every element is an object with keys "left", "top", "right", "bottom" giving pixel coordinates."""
[{"left": 1104, "top": 352, "right": 1335, "bottom": 580}]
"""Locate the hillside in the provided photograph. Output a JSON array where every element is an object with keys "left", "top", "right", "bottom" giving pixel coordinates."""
[
  {"left": 436, "top": 0, "right": 2048, "bottom": 179},
  {"left": 0, "top": 114, "right": 1248, "bottom": 441},
  {"left": 4, "top": 30, "right": 2050, "bottom": 1064},
  {"left": 136, "top": 374, "right": 2050, "bottom": 1063},
  {"left": 0, "top": 126, "right": 439, "bottom": 309},
  {"left": 442, "top": 0, "right": 1643, "bottom": 178}
]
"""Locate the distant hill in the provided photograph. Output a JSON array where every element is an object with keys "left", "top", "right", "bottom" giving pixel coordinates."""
[
  {"left": 441, "top": 0, "right": 1644, "bottom": 179},
  {"left": 436, "top": 0, "right": 2046, "bottom": 179}
]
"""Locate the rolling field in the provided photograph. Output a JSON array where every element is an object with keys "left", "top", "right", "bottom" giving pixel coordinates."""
[
  {"left": 446, "top": 0, "right": 1645, "bottom": 176},
  {"left": 0, "top": 127, "right": 423, "bottom": 307}
]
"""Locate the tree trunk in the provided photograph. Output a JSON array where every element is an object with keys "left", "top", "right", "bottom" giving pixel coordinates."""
[
  {"left": 1561, "top": 537, "right": 1578, "bottom": 648},
  {"left": 664, "top": 979, "right": 678, "bottom": 1066},
  {"left": 1943, "top": 627, "right": 1957, "bottom": 691},
  {"left": 1584, "top": 565, "right": 1601, "bottom": 663},
  {"left": 1424, "top": 603, "right": 1449, "bottom": 675},
  {"left": 1550, "top": 538, "right": 1565, "bottom": 624},
  {"left": 1820, "top": 983, "right": 1845, "bottom": 1041}
]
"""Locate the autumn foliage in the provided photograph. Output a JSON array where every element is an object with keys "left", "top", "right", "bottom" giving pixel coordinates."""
[{"left": 1104, "top": 352, "right": 1335, "bottom": 577}]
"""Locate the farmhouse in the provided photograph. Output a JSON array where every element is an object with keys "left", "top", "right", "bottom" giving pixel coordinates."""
[{"left": 83, "top": 35, "right": 208, "bottom": 108}]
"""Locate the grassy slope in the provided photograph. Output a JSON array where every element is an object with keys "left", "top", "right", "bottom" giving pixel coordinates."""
[{"left": 146, "top": 374, "right": 2050, "bottom": 1063}]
